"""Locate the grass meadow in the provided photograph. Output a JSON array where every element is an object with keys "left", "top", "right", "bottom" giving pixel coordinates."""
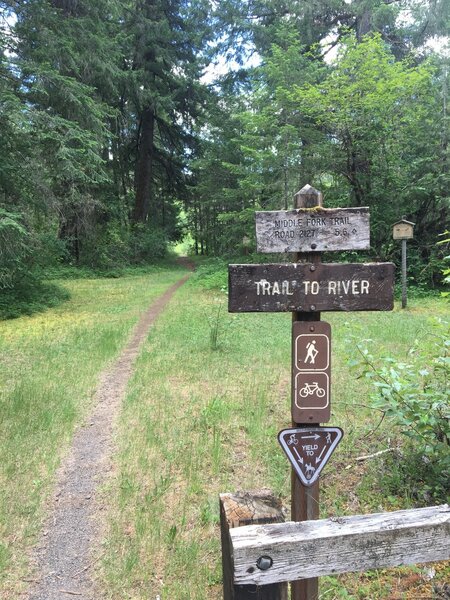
[
  {"left": 99, "top": 275, "right": 449, "bottom": 600},
  {"left": 0, "top": 266, "right": 185, "bottom": 596},
  {"left": 0, "top": 263, "right": 448, "bottom": 599}
]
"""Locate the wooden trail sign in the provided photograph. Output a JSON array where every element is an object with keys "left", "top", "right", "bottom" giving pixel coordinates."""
[
  {"left": 292, "top": 321, "right": 331, "bottom": 423},
  {"left": 393, "top": 219, "right": 415, "bottom": 240},
  {"left": 228, "top": 262, "right": 395, "bottom": 313},
  {"left": 256, "top": 207, "right": 370, "bottom": 253},
  {"left": 393, "top": 218, "right": 415, "bottom": 309},
  {"left": 223, "top": 184, "right": 398, "bottom": 600}
]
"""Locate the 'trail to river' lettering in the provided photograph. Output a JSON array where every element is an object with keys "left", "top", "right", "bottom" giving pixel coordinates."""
[{"left": 255, "top": 279, "right": 370, "bottom": 296}]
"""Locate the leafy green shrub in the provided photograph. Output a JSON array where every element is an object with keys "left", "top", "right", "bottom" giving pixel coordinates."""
[
  {"left": 129, "top": 225, "right": 168, "bottom": 263},
  {"left": 33, "top": 231, "right": 70, "bottom": 268},
  {"left": 0, "top": 209, "right": 71, "bottom": 318},
  {"left": 189, "top": 258, "right": 228, "bottom": 290},
  {"left": 377, "top": 443, "right": 448, "bottom": 505},
  {"left": 0, "top": 208, "right": 31, "bottom": 289},
  {"left": 394, "top": 282, "right": 441, "bottom": 300},
  {"left": 80, "top": 220, "right": 129, "bottom": 270},
  {"left": 0, "top": 279, "right": 70, "bottom": 320},
  {"left": 348, "top": 319, "right": 449, "bottom": 502}
]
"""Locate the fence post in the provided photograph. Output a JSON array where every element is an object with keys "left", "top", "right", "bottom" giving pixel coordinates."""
[{"left": 220, "top": 490, "right": 288, "bottom": 600}]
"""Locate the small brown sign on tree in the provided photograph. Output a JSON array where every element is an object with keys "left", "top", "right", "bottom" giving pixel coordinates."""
[
  {"left": 278, "top": 427, "right": 343, "bottom": 486},
  {"left": 292, "top": 321, "right": 331, "bottom": 423},
  {"left": 392, "top": 219, "right": 415, "bottom": 240}
]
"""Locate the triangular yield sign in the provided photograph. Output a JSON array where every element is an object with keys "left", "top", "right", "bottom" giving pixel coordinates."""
[{"left": 278, "top": 427, "right": 343, "bottom": 487}]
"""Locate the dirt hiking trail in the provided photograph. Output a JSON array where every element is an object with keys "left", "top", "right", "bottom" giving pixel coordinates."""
[{"left": 27, "top": 271, "right": 191, "bottom": 600}]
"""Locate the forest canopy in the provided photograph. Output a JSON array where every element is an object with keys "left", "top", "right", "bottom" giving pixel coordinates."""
[{"left": 0, "top": 0, "right": 448, "bottom": 290}]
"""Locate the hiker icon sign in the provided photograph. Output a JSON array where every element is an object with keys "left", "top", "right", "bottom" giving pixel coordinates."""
[
  {"left": 295, "top": 332, "right": 329, "bottom": 371},
  {"left": 304, "top": 340, "right": 319, "bottom": 365},
  {"left": 292, "top": 321, "right": 331, "bottom": 423}
]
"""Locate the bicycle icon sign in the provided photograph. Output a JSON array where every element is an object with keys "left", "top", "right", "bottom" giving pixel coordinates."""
[
  {"left": 299, "top": 381, "right": 326, "bottom": 398},
  {"left": 294, "top": 371, "right": 329, "bottom": 411}
]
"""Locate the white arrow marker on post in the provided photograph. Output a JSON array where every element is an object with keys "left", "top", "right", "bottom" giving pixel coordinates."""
[
  {"left": 316, "top": 446, "right": 327, "bottom": 464},
  {"left": 301, "top": 434, "right": 320, "bottom": 440},
  {"left": 293, "top": 447, "right": 304, "bottom": 465}
]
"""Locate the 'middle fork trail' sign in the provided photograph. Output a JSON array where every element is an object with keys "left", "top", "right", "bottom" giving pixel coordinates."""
[{"left": 255, "top": 207, "right": 370, "bottom": 253}]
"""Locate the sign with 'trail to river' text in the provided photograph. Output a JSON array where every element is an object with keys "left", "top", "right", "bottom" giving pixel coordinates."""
[{"left": 228, "top": 262, "right": 395, "bottom": 313}]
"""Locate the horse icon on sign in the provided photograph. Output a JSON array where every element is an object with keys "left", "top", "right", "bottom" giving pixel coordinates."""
[{"left": 305, "top": 463, "right": 316, "bottom": 479}]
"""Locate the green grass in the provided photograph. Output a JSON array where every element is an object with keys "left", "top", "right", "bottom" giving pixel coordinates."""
[
  {"left": 0, "top": 266, "right": 187, "bottom": 597},
  {"left": 100, "top": 284, "right": 449, "bottom": 599},
  {"left": 2, "top": 263, "right": 448, "bottom": 599}
]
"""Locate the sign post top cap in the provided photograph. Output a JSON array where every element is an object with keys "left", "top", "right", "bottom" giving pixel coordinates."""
[
  {"left": 392, "top": 218, "right": 415, "bottom": 227},
  {"left": 295, "top": 184, "right": 321, "bottom": 196},
  {"left": 294, "top": 184, "right": 323, "bottom": 208}
]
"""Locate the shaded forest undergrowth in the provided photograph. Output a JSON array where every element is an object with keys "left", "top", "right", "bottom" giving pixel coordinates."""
[{"left": 0, "top": 257, "right": 190, "bottom": 320}]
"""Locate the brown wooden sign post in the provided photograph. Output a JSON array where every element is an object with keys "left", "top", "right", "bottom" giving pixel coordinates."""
[
  {"left": 291, "top": 185, "right": 322, "bottom": 600},
  {"left": 227, "top": 184, "right": 395, "bottom": 600},
  {"left": 228, "top": 262, "right": 394, "bottom": 313}
]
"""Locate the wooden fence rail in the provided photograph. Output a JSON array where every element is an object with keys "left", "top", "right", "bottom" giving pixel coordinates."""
[{"left": 229, "top": 504, "right": 450, "bottom": 587}]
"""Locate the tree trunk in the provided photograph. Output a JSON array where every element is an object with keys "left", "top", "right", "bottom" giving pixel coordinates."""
[
  {"left": 356, "top": 4, "right": 372, "bottom": 41},
  {"left": 133, "top": 105, "right": 155, "bottom": 223},
  {"left": 59, "top": 215, "right": 80, "bottom": 263}
]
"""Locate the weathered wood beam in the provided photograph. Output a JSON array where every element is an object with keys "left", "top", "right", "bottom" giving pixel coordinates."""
[{"left": 230, "top": 504, "right": 450, "bottom": 586}]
